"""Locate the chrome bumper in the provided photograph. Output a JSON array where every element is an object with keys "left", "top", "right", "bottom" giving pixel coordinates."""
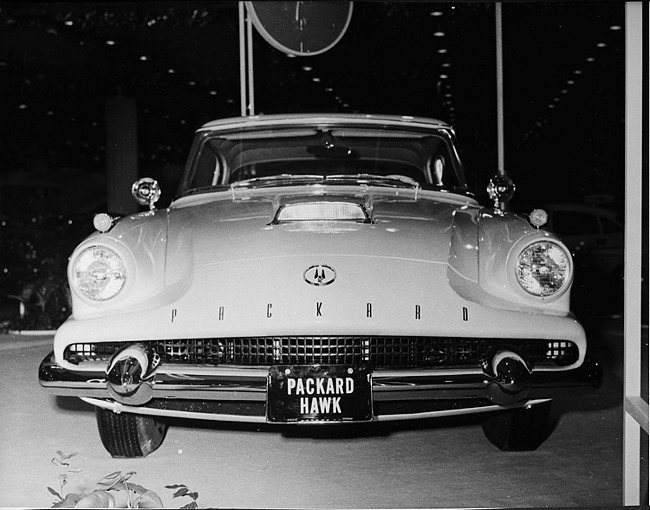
[{"left": 39, "top": 352, "right": 603, "bottom": 422}]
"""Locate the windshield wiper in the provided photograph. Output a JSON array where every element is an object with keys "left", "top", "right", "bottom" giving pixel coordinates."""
[
  {"left": 325, "top": 174, "right": 421, "bottom": 189},
  {"left": 230, "top": 174, "right": 325, "bottom": 189}
]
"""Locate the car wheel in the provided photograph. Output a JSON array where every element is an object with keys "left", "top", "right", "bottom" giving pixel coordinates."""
[
  {"left": 480, "top": 401, "right": 552, "bottom": 451},
  {"left": 95, "top": 406, "right": 168, "bottom": 458}
]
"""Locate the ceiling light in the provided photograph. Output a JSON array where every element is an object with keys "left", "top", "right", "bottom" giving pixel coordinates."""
[
  {"left": 567, "top": 80, "right": 575, "bottom": 85},
  {"left": 573, "top": 70, "right": 582, "bottom": 75},
  {"left": 434, "top": 32, "right": 445, "bottom": 37},
  {"left": 302, "top": 66, "right": 312, "bottom": 72},
  {"left": 442, "top": 62, "right": 451, "bottom": 68},
  {"left": 65, "top": 20, "right": 73, "bottom": 26},
  {"left": 597, "top": 42, "right": 607, "bottom": 48},
  {"left": 209, "top": 90, "right": 217, "bottom": 96},
  {"left": 438, "top": 48, "right": 447, "bottom": 54},
  {"left": 586, "top": 57, "right": 595, "bottom": 62},
  {"left": 430, "top": 11, "right": 443, "bottom": 16},
  {"left": 312, "top": 77, "right": 321, "bottom": 82},
  {"left": 106, "top": 40, "right": 115, "bottom": 46},
  {"left": 439, "top": 74, "right": 448, "bottom": 79},
  {"left": 140, "top": 55, "right": 148, "bottom": 61},
  {"left": 167, "top": 68, "right": 175, "bottom": 74},
  {"left": 609, "top": 25, "right": 622, "bottom": 31}
]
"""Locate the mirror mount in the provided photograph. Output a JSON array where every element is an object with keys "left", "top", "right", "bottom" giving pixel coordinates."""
[
  {"left": 131, "top": 177, "right": 161, "bottom": 211},
  {"left": 486, "top": 174, "right": 516, "bottom": 213}
]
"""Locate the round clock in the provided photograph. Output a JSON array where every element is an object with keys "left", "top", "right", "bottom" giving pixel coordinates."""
[{"left": 246, "top": 1, "right": 354, "bottom": 56}]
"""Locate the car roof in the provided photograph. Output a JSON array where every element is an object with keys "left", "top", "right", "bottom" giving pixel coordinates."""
[{"left": 198, "top": 113, "right": 452, "bottom": 133}]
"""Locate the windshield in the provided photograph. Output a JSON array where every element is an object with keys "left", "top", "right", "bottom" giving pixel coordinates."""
[{"left": 180, "top": 126, "right": 466, "bottom": 196}]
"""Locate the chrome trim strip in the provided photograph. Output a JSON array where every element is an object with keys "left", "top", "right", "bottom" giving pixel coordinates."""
[{"left": 40, "top": 352, "right": 602, "bottom": 403}]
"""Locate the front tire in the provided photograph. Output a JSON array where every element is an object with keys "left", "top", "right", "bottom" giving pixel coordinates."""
[
  {"left": 481, "top": 401, "right": 552, "bottom": 451},
  {"left": 95, "top": 407, "right": 168, "bottom": 458}
]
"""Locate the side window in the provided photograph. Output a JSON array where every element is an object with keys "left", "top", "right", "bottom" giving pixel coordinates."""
[
  {"left": 552, "top": 211, "right": 599, "bottom": 235},
  {"left": 192, "top": 145, "right": 222, "bottom": 188}
]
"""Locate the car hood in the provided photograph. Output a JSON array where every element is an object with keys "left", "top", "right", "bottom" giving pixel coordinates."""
[{"left": 164, "top": 188, "right": 473, "bottom": 280}]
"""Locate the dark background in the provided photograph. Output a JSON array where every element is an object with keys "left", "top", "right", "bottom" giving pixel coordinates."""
[{"left": 0, "top": 1, "right": 627, "bottom": 328}]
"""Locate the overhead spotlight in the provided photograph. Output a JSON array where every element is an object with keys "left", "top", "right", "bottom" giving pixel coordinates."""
[
  {"left": 586, "top": 57, "right": 595, "bottom": 62},
  {"left": 573, "top": 70, "right": 583, "bottom": 75},
  {"left": 168, "top": 69, "right": 175, "bottom": 74},
  {"left": 560, "top": 89, "right": 568, "bottom": 94},
  {"left": 439, "top": 74, "right": 449, "bottom": 79},
  {"left": 209, "top": 90, "right": 217, "bottom": 96},
  {"left": 140, "top": 55, "right": 148, "bottom": 61},
  {"left": 597, "top": 42, "right": 607, "bottom": 48},
  {"left": 325, "top": 87, "right": 333, "bottom": 92},
  {"left": 442, "top": 62, "right": 451, "bottom": 68},
  {"left": 609, "top": 25, "right": 622, "bottom": 31},
  {"left": 438, "top": 48, "right": 447, "bottom": 54},
  {"left": 65, "top": 20, "right": 73, "bottom": 26},
  {"left": 567, "top": 79, "right": 575, "bottom": 85},
  {"left": 106, "top": 40, "right": 115, "bottom": 46},
  {"left": 430, "top": 11, "right": 443, "bottom": 16},
  {"left": 312, "top": 77, "right": 321, "bottom": 82},
  {"left": 302, "top": 66, "right": 313, "bottom": 72},
  {"left": 434, "top": 32, "right": 445, "bottom": 37}
]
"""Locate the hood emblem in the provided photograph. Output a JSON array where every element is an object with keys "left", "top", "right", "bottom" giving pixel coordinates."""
[{"left": 304, "top": 265, "right": 336, "bottom": 286}]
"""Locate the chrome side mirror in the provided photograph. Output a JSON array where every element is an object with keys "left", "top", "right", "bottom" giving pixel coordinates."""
[
  {"left": 131, "top": 177, "right": 161, "bottom": 210},
  {"left": 486, "top": 174, "right": 516, "bottom": 211}
]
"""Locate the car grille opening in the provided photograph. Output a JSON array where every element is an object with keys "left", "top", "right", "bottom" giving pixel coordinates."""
[{"left": 64, "top": 336, "right": 580, "bottom": 368}]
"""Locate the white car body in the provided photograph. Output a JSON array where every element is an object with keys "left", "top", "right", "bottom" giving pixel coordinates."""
[{"left": 40, "top": 114, "right": 602, "bottom": 456}]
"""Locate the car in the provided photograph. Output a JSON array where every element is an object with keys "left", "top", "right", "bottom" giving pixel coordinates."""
[{"left": 39, "top": 113, "right": 602, "bottom": 457}]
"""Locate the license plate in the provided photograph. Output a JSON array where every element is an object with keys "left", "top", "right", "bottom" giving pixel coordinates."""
[{"left": 267, "top": 365, "right": 372, "bottom": 423}]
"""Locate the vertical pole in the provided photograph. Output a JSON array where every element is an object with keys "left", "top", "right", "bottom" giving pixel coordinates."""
[
  {"left": 495, "top": 2, "right": 505, "bottom": 178},
  {"left": 247, "top": 6, "right": 255, "bottom": 116},
  {"left": 623, "top": 1, "right": 645, "bottom": 505},
  {"left": 239, "top": 2, "right": 247, "bottom": 117},
  {"left": 105, "top": 95, "right": 138, "bottom": 215}
]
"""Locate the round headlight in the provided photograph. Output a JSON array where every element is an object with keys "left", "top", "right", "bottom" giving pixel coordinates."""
[
  {"left": 73, "top": 246, "right": 127, "bottom": 301},
  {"left": 516, "top": 241, "right": 570, "bottom": 297}
]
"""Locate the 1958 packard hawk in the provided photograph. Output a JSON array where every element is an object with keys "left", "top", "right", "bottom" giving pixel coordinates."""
[{"left": 39, "top": 114, "right": 602, "bottom": 457}]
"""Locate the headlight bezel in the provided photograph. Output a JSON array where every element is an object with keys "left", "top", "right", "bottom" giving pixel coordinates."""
[
  {"left": 70, "top": 243, "right": 134, "bottom": 303},
  {"left": 508, "top": 236, "right": 573, "bottom": 301}
]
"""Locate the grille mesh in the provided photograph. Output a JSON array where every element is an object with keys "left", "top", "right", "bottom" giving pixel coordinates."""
[{"left": 64, "top": 336, "right": 579, "bottom": 368}]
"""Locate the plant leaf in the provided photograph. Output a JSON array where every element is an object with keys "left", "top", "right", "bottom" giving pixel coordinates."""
[
  {"left": 173, "top": 487, "right": 190, "bottom": 498},
  {"left": 180, "top": 502, "right": 198, "bottom": 510},
  {"left": 47, "top": 487, "right": 62, "bottom": 500},
  {"left": 126, "top": 483, "right": 152, "bottom": 495},
  {"left": 51, "top": 492, "right": 84, "bottom": 508},
  {"left": 188, "top": 492, "right": 199, "bottom": 500},
  {"left": 165, "top": 484, "right": 187, "bottom": 489}
]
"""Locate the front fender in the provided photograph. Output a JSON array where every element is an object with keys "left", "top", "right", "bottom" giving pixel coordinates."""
[{"left": 448, "top": 208, "right": 573, "bottom": 315}]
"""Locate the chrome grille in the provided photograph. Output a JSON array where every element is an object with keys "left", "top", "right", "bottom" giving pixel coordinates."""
[{"left": 64, "top": 336, "right": 579, "bottom": 368}]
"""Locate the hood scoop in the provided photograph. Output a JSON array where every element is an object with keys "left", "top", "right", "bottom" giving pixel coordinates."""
[{"left": 271, "top": 200, "right": 371, "bottom": 224}]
